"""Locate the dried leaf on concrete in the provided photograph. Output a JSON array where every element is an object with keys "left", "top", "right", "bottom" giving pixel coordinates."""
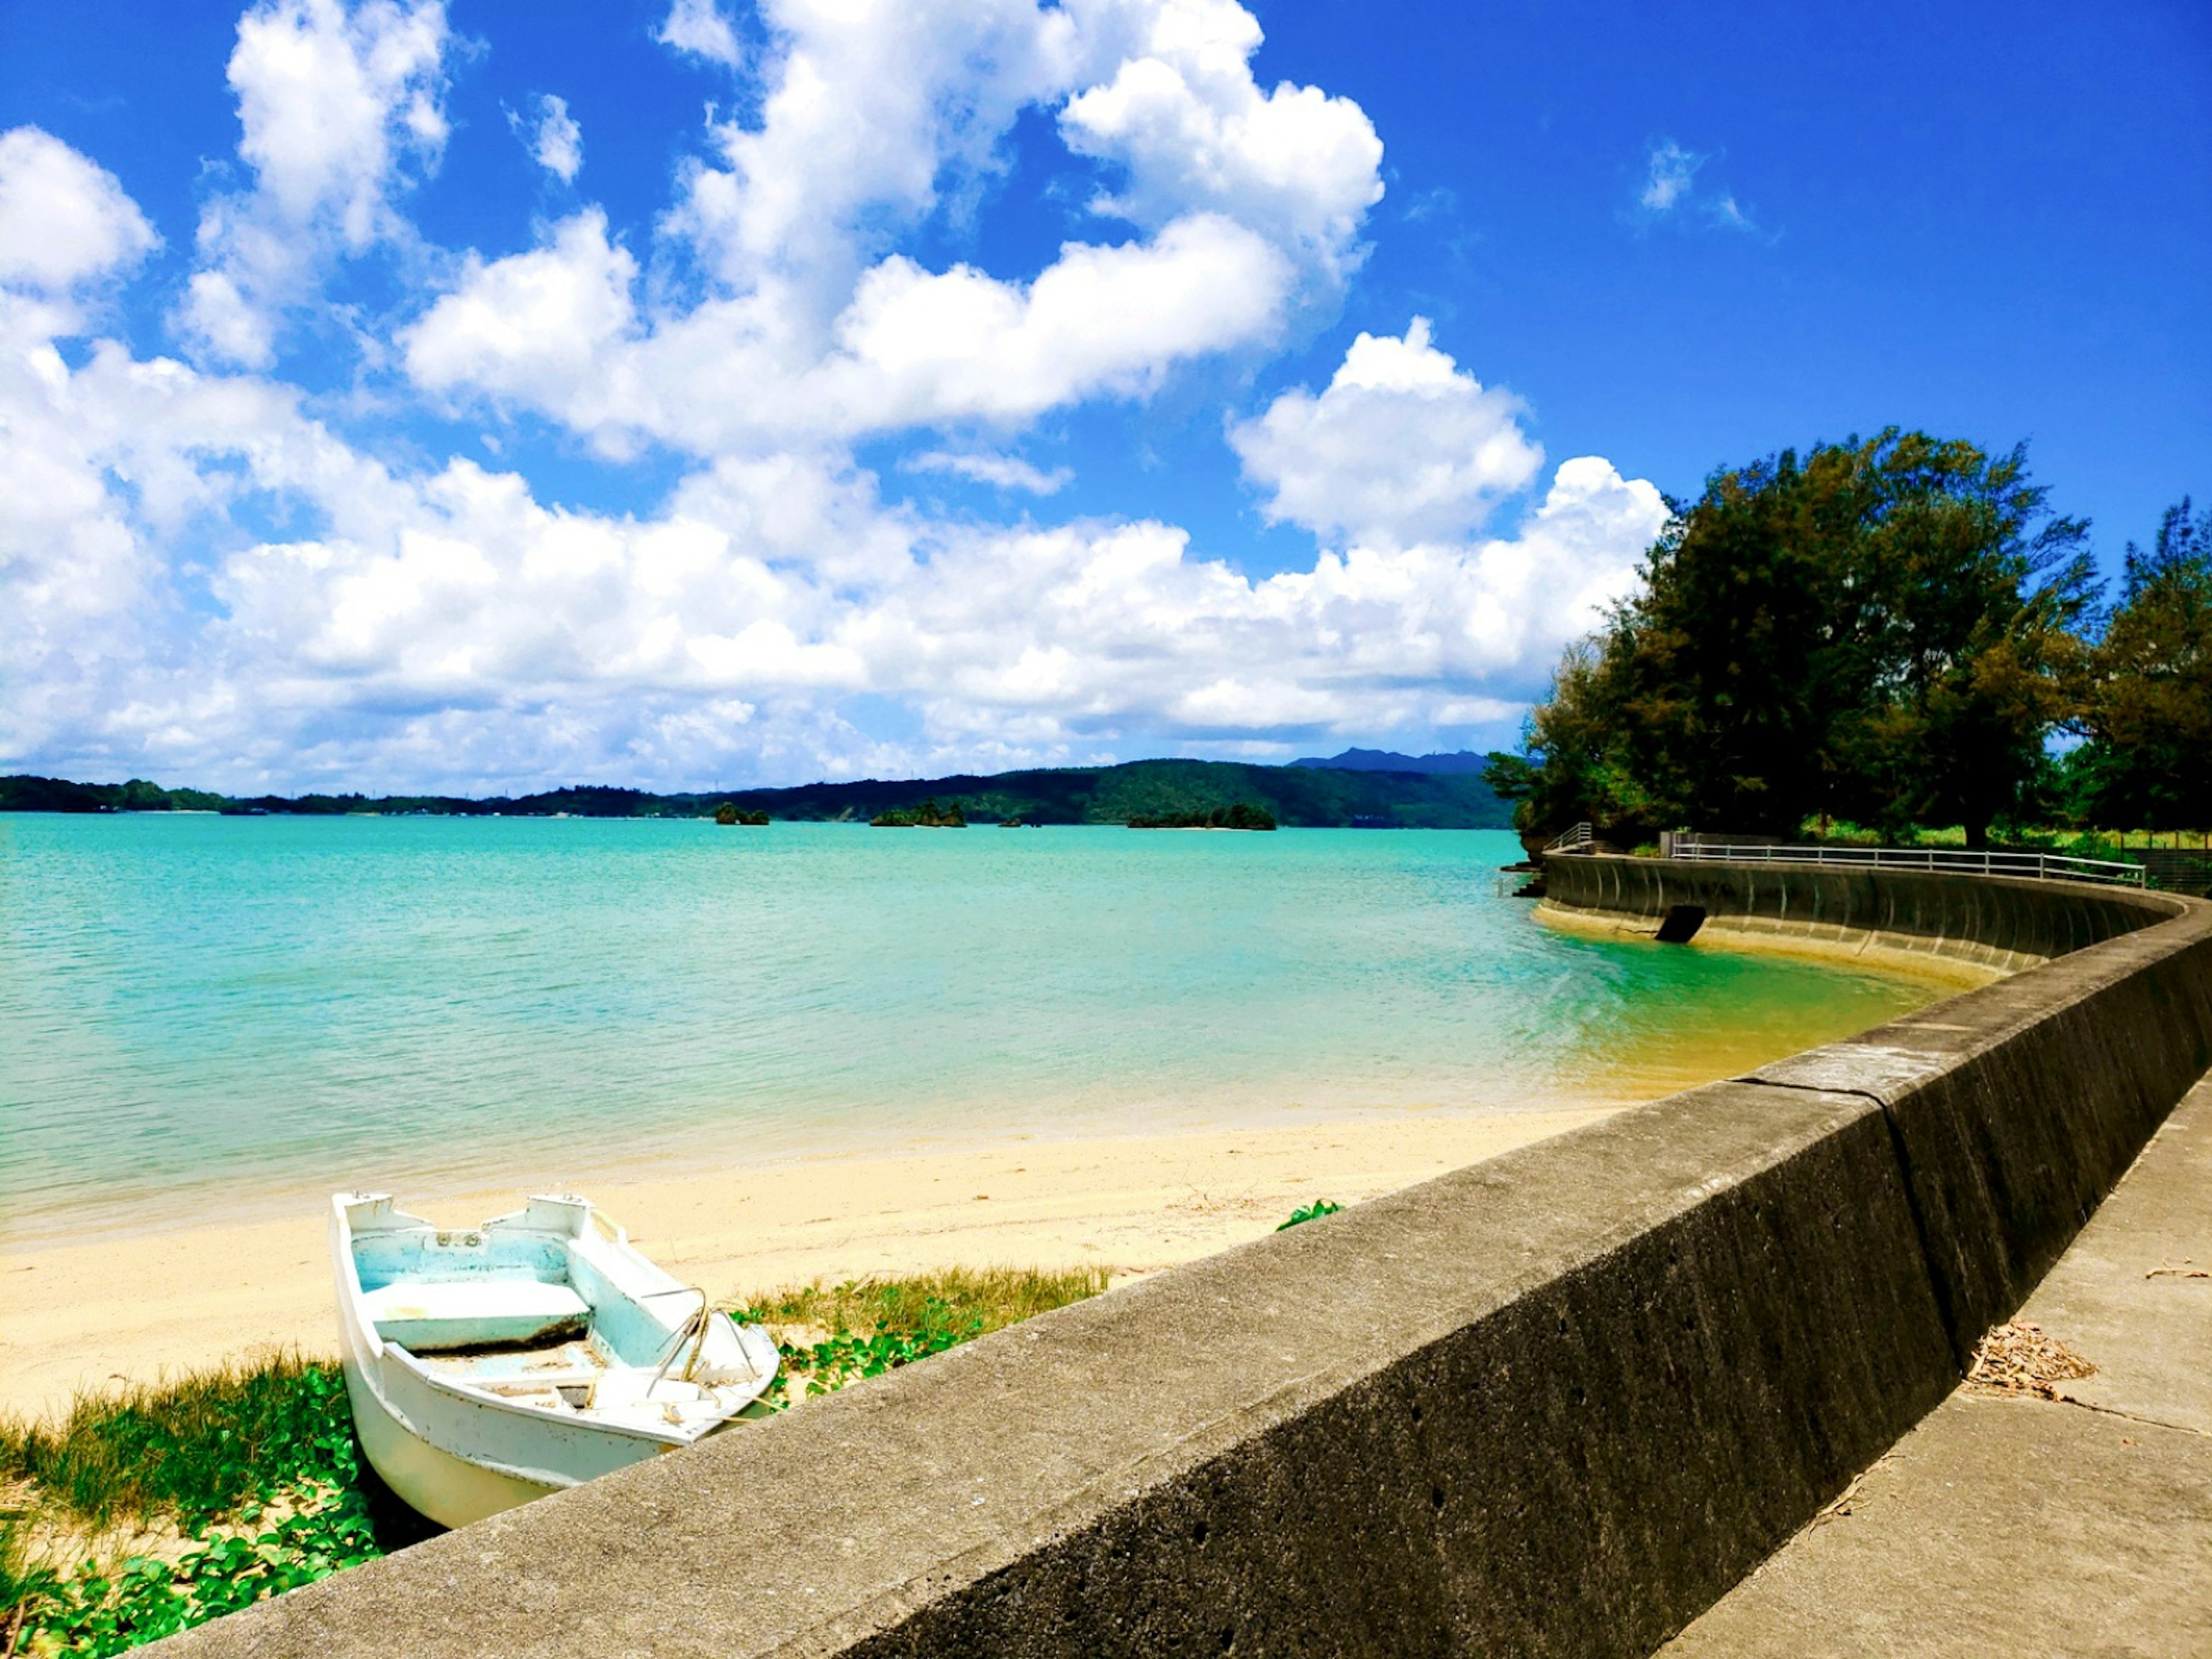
[
  {"left": 1965, "top": 1319, "right": 2096, "bottom": 1399},
  {"left": 2144, "top": 1258, "right": 2209, "bottom": 1280}
]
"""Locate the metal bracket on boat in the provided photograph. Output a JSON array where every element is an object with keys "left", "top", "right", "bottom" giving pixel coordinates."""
[{"left": 650, "top": 1286, "right": 715, "bottom": 1387}]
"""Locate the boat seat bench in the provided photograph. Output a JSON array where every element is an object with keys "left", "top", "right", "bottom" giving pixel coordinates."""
[{"left": 361, "top": 1279, "right": 590, "bottom": 1351}]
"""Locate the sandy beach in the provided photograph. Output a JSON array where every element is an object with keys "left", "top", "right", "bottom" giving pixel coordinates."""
[{"left": 0, "top": 1105, "right": 1624, "bottom": 1422}]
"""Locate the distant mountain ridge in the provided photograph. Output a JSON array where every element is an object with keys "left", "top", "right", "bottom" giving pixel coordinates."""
[
  {"left": 1289, "top": 747, "right": 1494, "bottom": 775},
  {"left": 0, "top": 760, "right": 1513, "bottom": 830}
]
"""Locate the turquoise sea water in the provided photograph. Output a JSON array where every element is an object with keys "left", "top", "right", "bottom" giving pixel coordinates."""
[{"left": 0, "top": 817, "right": 1940, "bottom": 1246}]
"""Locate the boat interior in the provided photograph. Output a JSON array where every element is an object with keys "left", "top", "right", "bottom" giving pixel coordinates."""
[{"left": 344, "top": 1195, "right": 770, "bottom": 1426}]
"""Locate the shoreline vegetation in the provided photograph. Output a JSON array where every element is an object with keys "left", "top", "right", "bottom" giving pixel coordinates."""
[
  {"left": 0, "top": 1268, "right": 1115, "bottom": 1656},
  {"left": 0, "top": 758, "right": 1513, "bottom": 831}
]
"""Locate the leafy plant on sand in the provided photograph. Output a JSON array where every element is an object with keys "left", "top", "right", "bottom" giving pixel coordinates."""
[
  {"left": 0, "top": 1357, "right": 390, "bottom": 1656},
  {"left": 1277, "top": 1199, "right": 1343, "bottom": 1230},
  {"left": 732, "top": 1266, "right": 1111, "bottom": 1399}
]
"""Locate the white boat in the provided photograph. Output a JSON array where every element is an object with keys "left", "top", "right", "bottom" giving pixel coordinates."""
[{"left": 331, "top": 1191, "right": 781, "bottom": 1528}]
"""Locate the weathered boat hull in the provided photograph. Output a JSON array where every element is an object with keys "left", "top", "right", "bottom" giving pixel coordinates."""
[
  {"left": 331, "top": 1192, "right": 777, "bottom": 1528},
  {"left": 339, "top": 1354, "right": 558, "bottom": 1528}
]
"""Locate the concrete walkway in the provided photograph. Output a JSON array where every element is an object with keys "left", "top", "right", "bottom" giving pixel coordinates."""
[{"left": 1665, "top": 1073, "right": 2212, "bottom": 1657}]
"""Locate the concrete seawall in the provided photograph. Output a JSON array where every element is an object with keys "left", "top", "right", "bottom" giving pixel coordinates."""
[
  {"left": 1543, "top": 857, "right": 2212, "bottom": 1362},
  {"left": 160, "top": 859, "right": 2212, "bottom": 1659},
  {"left": 1540, "top": 855, "right": 2169, "bottom": 975}
]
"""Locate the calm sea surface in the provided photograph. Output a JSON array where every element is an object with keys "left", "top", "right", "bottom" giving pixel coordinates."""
[{"left": 0, "top": 816, "right": 1941, "bottom": 1246}]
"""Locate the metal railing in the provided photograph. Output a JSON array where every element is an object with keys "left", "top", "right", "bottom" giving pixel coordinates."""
[
  {"left": 1545, "top": 821, "right": 1595, "bottom": 854},
  {"left": 1669, "top": 837, "right": 2147, "bottom": 888}
]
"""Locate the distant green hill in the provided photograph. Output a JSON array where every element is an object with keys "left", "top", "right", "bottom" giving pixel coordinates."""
[
  {"left": 720, "top": 760, "right": 1509, "bottom": 828},
  {"left": 0, "top": 760, "right": 1512, "bottom": 830}
]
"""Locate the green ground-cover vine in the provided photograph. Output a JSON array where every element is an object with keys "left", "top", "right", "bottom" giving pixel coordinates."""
[
  {"left": 1, "top": 1359, "right": 388, "bottom": 1656},
  {"left": 731, "top": 1265, "right": 1112, "bottom": 1400}
]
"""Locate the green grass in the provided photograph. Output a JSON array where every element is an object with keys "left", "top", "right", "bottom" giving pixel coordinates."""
[
  {"left": 0, "top": 1358, "right": 385, "bottom": 1655},
  {"left": 0, "top": 1353, "right": 350, "bottom": 1532},
  {"left": 733, "top": 1266, "right": 1112, "bottom": 1396},
  {"left": 736, "top": 1265, "right": 1111, "bottom": 1343}
]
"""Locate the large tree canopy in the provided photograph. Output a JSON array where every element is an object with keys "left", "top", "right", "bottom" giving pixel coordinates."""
[
  {"left": 1488, "top": 430, "right": 2097, "bottom": 848},
  {"left": 2065, "top": 498, "right": 2212, "bottom": 831}
]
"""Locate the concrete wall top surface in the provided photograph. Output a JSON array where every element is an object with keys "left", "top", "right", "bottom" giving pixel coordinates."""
[{"left": 156, "top": 862, "right": 2212, "bottom": 1659}]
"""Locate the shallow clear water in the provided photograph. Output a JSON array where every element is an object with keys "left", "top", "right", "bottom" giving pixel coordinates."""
[{"left": 0, "top": 817, "right": 1940, "bottom": 1245}]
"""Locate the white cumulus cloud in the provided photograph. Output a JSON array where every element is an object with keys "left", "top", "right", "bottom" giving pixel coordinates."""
[
  {"left": 0, "top": 0, "right": 1672, "bottom": 791},
  {"left": 405, "top": 0, "right": 1377, "bottom": 455},
  {"left": 1230, "top": 318, "right": 1543, "bottom": 548},
  {"left": 1059, "top": 0, "right": 1382, "bottom": 279},
  {"left": 821, "top": 213, "right": 1291, "bottom": 431},
  {"left": 180, "top": 0, "right": 453, "bottom": 367},
  {"left": 520, "top": 94, "right": 582, "bottom": 183},
  {"left": 655, "top": 0, "right": 743, "bottom": 69},
  {"left": 403, "top": 211, "right": 638, "bottom": 422},
  {"left": 0, "top": 128, "right": 160, "bottom": 297}
]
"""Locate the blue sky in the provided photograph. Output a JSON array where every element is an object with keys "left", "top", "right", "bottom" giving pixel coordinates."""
[{"left": 2, "top": 0, "right": 2206, "bottom": 792}]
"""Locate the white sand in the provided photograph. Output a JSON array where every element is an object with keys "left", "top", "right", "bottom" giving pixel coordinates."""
[{"left": 0, "top": 1107, "right": 1626, "bottom": 1422}]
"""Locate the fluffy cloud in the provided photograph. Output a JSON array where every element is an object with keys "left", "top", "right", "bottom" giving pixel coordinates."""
[
  {"left": 1231, "top": 318, "right": 1543, "bottom": 547},
  {"left": 520, "top": 94, "right": 582, "bottom": 183},
  {"left": 1059, "top": 0, "right": 1382, "bottom": 278},
  {"left": 1, "top": 3, "right": 1669, "bottom": 790},
  {"left": 406, "top": 0, "right": 1371, "bottom": 454},
  {"left": 181, "top": 0, "right": 452, "bottom": 366},
  {"left": 820, "top": 214, "right": 1290, "bottom": 430},
  {"left": 667, "top": 0, "right": 1074, "bottom": 297},
  {"left": 402, "top": 211, "right": 638, "bottom": 422},
  {"left": 0, "top": 128, "right": 159, "bottom": 296},
  {"left": 403, "top": 209, "right": 1292, "bottom": 450},
  {"left": 655, "top": 0, "right": 743, "bottom": 70}
]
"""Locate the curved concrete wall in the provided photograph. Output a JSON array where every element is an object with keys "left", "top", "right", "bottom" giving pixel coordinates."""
[
  {"left": 1548, "top": 857, "right": 2212, "bottom": 1363},
  {"left": 157, "top": 861, "right": 2212, "bottom": 1659},
  {"left": 1543, "top": 855, "right": 2178, "bottom": 974}
]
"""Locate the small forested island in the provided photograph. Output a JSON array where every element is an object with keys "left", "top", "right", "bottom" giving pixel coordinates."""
[
  {"left": 712, "top": 803, "right": 770, "bottom": 825},
  {"left": 1128, "top": 802, "right": 1278, "bottom": 831},
  {"left": 870, "top": 797, "right": 966, "bottom": 827}
]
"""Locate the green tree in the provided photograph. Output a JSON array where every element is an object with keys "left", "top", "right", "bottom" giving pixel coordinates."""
[
  {"left": 1830, "top": 437, "right": 2096, "bottom": 846},
  {"left": 1483, "top": 642, "right": 1657, "bottom": 839},
  {"left": 1499, "top": 430, "right": 2093, "bottom": 847},
  {"left": 2067, "top": 497, "right": 2212, "bottom": 829}
]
